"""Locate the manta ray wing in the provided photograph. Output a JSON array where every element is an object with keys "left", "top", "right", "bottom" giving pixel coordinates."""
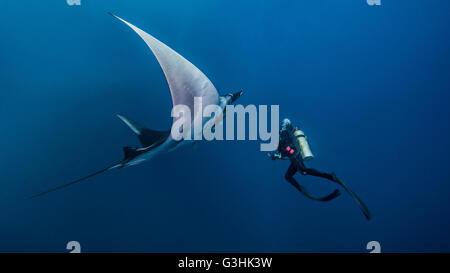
[
  {"left": 117, "top": 114, "right": 170, "bottom": 147},
  {"left": 109, "top": 13, "right": 219, "bottom": 125},
  {"left": 29, "top": 14, "right": 221, "bottom": 199}
]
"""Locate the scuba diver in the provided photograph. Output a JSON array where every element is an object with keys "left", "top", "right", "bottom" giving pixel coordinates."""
[{"left": 268, "top": 118, "right": 371, "bottom": 220}]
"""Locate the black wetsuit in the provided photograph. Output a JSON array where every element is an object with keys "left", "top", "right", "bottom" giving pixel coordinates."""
[
  {"left": 278, "top": 143, "right": 341, "bottom": 202},
  {"left": 273, "top": 124, "right": 341, "bottom": 201},
  {"left": 272, "top": 123, "right": 371, "bottom": 220}
]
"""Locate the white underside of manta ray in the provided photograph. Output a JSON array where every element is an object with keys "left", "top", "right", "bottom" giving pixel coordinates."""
[{"left": 29, "top": 13, "right": 243, "bottom": 199}]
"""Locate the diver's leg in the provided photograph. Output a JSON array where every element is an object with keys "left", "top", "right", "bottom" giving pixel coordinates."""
[
  {"left": 284, "top": 163, "right": 340, "bottom": 202},
  {"left": 301, "top": 168, "right": 371, "bottom": 220},
  {"left": 285, "top": 163, "right": 302, "bottom": 191},
  {"left": 301, "top": 167, "right": 336, "bottom": 182}
]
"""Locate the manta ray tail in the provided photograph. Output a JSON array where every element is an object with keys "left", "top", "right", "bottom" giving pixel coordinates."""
[
  {"left": 28, "top": 164, "right": 121, "bottom": 200},
  {"left": 117, "top": 115, "right": 170, "bottom": 147}
]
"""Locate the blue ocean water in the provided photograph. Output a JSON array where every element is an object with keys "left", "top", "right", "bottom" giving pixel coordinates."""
[{"left": 1, "top": 0, "right": 450, "bottom": 252}]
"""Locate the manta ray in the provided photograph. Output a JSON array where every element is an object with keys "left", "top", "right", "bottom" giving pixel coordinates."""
[{"left": 29, "top": 13, "right": 243, "bottom": 199}]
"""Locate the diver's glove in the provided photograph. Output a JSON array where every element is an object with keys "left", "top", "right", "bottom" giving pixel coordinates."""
[{"left": 267, "top": 153, "right": 282, "bottom": 160}]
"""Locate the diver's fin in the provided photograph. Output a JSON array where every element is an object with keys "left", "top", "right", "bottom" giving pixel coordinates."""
[
  {"left": 318, "top": 189, "right": 341, "bottom": 202},
  {"left": 28, "top": 163, "right": 121, "bottom": 199},
  {"left": 117, "top": 115, "right": 170, "bottom": 147},
  {"left": 297, "top": 184, "right": 341, "bottom": 202},
  {"left": 332, "top": 174, "right": 371, "bottom": 221}
]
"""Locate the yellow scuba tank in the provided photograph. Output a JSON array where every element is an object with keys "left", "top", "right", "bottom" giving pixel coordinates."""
[{"left": 294, "top": 129, "right": 314, "bottom": 161}]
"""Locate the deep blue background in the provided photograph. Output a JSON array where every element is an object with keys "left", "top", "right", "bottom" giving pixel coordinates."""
[{"left": 1, "top": 0, "right": 449, "bottom": 252}]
